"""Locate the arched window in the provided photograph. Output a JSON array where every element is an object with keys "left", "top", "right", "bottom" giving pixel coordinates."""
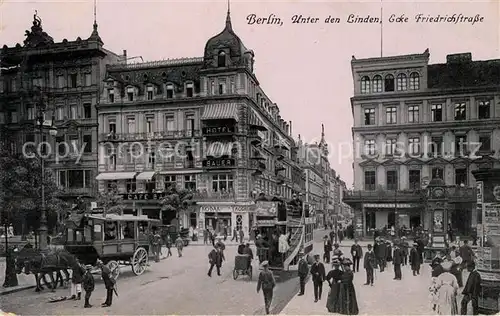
[
  {"left": 409, "top": 72, "right": 420, "bottom": 90},
  {"left": 217, "top": 51, "right": 226, "bottom": 67},
  {"left": 372, "top": 75, "right": 382, "bottom": 93},
  {"left": 360, "top": 76, "right": 370, "bottom": 94},
  {"left": 396, "top": 73, "right": 407, "bottom": 91},
  {"left": 384, "top": 74, "right": 395, "bottom": 92}
]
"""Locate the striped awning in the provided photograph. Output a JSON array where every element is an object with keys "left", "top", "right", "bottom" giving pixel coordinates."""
[
  {"left": 248, "top": 111, "right": 267, "bottom": 131},
  {"left": 201, "top": 103, "right": 239, "bottom": 121},
  {"left": 95, "top": 172, "right": 137, "bottom": 180},
  {"left": 136, "top": 171, "right": 156, "bottom": 181},
  {"left": 206, "top": 142, "right": 233, "bottom": 157}
]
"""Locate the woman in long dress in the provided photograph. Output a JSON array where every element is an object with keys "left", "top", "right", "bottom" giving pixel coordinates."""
[
  {"left": 435, "top": 260, "right": 459, "bottom": 315},
  {"left": 325, "top": 259, "right": 343, "bottom": 313},
  {"left": 337, "top": 258, "right": 359, "bottom": 315}
]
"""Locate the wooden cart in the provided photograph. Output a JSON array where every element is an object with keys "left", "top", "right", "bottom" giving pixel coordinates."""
[{"left": 64, "top": 213, "right": 160, "bottom": 280}]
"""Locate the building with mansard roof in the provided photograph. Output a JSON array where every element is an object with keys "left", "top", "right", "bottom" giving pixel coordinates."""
[
  {"left": 0, "top": 11, "right": 124, "bottom": 223},
  {"left": 344, "top": 50, "right": 500, "bottom": 239},
  {"left": 96, "top": 8, "right": 301, "bottom": 235}
]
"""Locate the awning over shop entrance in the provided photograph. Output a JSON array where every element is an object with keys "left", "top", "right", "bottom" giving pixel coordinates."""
[
  {"left": 136, "top": 171, "right": 156, "bottom": 181},
  {"left": 201, "top": 103, "right": 239, "bottom": 121},
  {"left": 206, "top": 142, "right": 233, "bottom": 157},
  {"left": 95, "top": 172, "right": 137, "bottom": 180}
]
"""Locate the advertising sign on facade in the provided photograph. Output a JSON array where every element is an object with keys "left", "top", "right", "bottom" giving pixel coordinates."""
[
  {"left": 255, "top": 201, "right": 278, "bottom": 217},
  {"left": 479, "top": 177, "right": 500, "bottom": 274}
]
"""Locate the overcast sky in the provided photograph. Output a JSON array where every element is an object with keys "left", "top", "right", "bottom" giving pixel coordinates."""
[{"left": 1, "top": 0, "right": 498, "bottom": 186}]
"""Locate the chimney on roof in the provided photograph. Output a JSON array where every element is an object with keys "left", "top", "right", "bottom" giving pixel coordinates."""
[
  {"left": 289, "top": 121, "right": 292, "bottom": 136},
  {"left": 123, "top": 50, "right": 127, "bottom": 63},
  {"left": 446, "top": 53, "right": 472, "bottom": 64}
]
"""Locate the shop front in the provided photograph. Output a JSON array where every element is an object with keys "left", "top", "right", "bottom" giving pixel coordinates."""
[
  {"left": 197, "top": 203, "right": 253, "bottom": 238},
  {"left": 363, "top": 202, "right": 423, "bottom": 237}
]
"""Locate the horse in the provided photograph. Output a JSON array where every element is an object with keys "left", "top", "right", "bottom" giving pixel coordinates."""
[{"left": 15, "top": 248, "right": 74, "bottom": 292}]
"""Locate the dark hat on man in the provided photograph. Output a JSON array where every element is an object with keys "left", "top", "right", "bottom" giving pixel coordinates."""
[
  {"left": 332, "top": 258, "right": 341, "bottom": 266},
  {"left": 314, "top": 254, "right": 320, "bottom": 258},
  {"left": 342, "top": 258, "right": 353, "bottom": 266},
  {"left": 323, "top": 235, "right": 329, "bottom": 239},
  {"left": 367, "top": 244, "right": 373, "bottom": 249}
]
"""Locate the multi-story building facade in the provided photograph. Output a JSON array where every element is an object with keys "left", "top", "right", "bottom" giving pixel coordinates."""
[
  {"left": 344, "top": 50, "right": 500, "bottom": 238},
  {"left": 96, "top": 10, "right": 296, "bottom": 236},
  {"left": 0, "top": 13, "right": 123, "bottom": 207}
]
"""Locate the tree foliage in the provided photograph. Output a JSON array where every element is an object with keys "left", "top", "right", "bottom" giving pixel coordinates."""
[
  {"left": 95, "top": 182, "right": 124, "bottom": 215},
  {"left": 160, "top": 187, "right": 194, "bottom": 212},
  {"left": 0, "top": 149, "right": 68, "bottom": 234}
]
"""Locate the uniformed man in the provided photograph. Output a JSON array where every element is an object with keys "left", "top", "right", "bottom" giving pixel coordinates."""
[
  {"left": 310, "top": 254, "right": 326, "bottom": 302},
  {"left": 257, "top": 261, "right": 275, "bottom": 315},
  {"left": 297, "top": 253, "right": 309, "bottom": 296}
]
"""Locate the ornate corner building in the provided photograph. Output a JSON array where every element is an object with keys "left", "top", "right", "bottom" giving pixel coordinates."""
[
  {"left": 0, "top": 12, "right": 124, "bottom": 204},
  {"left": 344, "top": 50, "right": 500, "bottom": 238},
  {"left": 95, "top": 9, "right": 302, "bottom": 235}
]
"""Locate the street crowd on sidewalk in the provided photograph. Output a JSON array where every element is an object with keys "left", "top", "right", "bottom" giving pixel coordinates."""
[{"left": 292, "top": 228, "right": 482, "bottom": 315}]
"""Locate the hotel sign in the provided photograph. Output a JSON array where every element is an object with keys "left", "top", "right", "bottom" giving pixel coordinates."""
[
  {"left": 202, "top": 126, "right": 235, "bottom": 135},
  {"left": 202, "top": 158, "right": 236, "bottom": 168},
  {"left": 364, "top": 203, "right": 418, "bottom": 208}
]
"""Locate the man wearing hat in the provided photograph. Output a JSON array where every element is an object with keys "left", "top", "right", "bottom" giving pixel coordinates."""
[
  {"left": 350, "top": 239, "right": 363, "bottom": 273},
  {"left": 374, "top": 238, "right": 387, "bottom": 272},
  {"left": 310, "top": 254, "right": 326, "bottom": 302},
  {"left": 409, "top": 242, "right": 421, "bottom": 276},
  {"left": 323, "top": 235, "right": 333, "bottom": 264},
  {"left": 96, "top": 259, "right": 116, "bottom": 307},
  {"left": 392, "top": 241, "right": 403, "bottom": 280},
  {"left": 363, "top": 244, "right": 376, "bottom": 286},
  {"left": 297, "top": 252, "right": 309, "bottom": 296},
  {"left": 82, "top": 265, "right": 95, "bottom": 308},
  {"left": 257, "top": 261, "right": 275, "bottom": 314}
]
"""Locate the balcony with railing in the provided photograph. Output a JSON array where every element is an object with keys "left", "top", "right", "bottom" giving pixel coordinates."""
[
  {"left": 99, "top": 130, "right": 201, "bottom": 142},
  {"left": 343, "top": 189, "right": 425, "bottom": 204}
]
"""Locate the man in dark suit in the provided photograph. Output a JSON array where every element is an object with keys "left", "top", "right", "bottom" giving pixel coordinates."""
[
  {"left": 310, "top": 254, "right": 326, "bottom": 302},
  {"left": 207, "top": 244, "right": 224, "bottom": 277},
  {"left": 297, "top": 254, "right": 309, "bottom": 296},
  {"left": 363, "top": 244, "right": 376, "bottom": 286},
  {"left": 459, "top": 240, "right": 475, "bottom": 268},
  {"left": 375, "top": 238, "right": 386, "bottom": 272},
  {"left": 461, "top": 262, "right": 481, "bottom": 315},
  {"left": 351, "top": 239, "right": 363, "bottom": 273},
  {"left": 323, "top": 236, "right": 333, "bottom": 264},
  {"left": 392, "top": 242, "right": 403, "bottom": 280}
]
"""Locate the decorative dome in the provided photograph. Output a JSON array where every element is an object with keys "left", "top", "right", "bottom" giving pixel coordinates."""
[{"left": 203, "top": 8, "right": 253, "bottom": 70}]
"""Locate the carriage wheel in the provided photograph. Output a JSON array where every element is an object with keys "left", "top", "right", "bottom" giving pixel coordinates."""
[
  {"left": 131, "top": 247, "right": 148, "bottom": 276},
  {"left": 232, "top": 269, "right": 238, "bottom": 280},
  {"left": 247, "top": 268, "right": 252, "bottom": 280},
  {"left": 107, "top": 261, "right": 120, "bottom": 281}
]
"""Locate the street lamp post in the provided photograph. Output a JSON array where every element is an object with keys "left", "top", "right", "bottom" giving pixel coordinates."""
[{"left": 35, "top": 89, "right": 57, "bottom": 251}]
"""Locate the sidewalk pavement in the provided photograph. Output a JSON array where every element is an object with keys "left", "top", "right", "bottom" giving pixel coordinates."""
[{"left": 0, "top": 258, "right": 36, "bottom": 296}]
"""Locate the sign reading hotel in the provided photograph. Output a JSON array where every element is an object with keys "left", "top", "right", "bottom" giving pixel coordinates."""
[
  {"left": 202, "top": 158, "right": 236, "bottom": 168},
  {"left": 202, "top": 126, "right": 235, "bottom": 135}
]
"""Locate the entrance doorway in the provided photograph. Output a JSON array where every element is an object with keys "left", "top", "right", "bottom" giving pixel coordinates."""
[
  {"left": 387, "top": 211, "right": 396, "bottom": 228},
  {"left": 410, "top": 215, "right": 421, "bottom": 229}
]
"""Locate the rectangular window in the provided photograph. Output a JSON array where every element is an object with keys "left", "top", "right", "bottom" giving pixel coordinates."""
[
  {"left": 126, "top": 179, "right": 137, "bottom": 193},
  {"left": 166, "top": 84, "right": 174, "bottom": 99},
  {"left": 146, "top": 116, "right": 155, "bottom": 134},
  {"left": 83, "top": 103, "right": 91, "bottom": 119},
  {"left": 184, "top": 175, "right": 196, "bottom": 190},
  {"left": 10, "top": 111, "right": 18, "bottom": 123},
  {"left": 186, "top": 83, "right": 194, "bottom": 97},
  {"left": 69, "top": 73, "right": 77, "bottom": 88},
  {"left": 364, "top": 108, "right": 375, "bottom": 125},
  {"left": 210, "top": 80, "right": 216, "bottom": 95},
  {"left": 218, "top": 79, "right": 226, "bottom": 95},
  {"left": 409, "top": 169, "right": 421, "bottom": 190},
  {"left": 165, "top": 115, "right": 175, "bottom": 131},
  {"left": 479, "top": 135, "right": 491, "bottom": 152},
  {"left": 229, "top": 77, "right": 235, "bottom": 94},
  {"left": 432, "top": 167, "right": 444, "bottom": 180},
  {"left": 430, "top": 136, "right": 443, "bottom": 157},
  {"left": 108, "top": 89, "right": 115, "bottom": 103},
  {"left": 69, "top": 135, "right": 79, "bottom": 154},
  {"left": 386, "top": 107, "right": 397, "bottom": 124},
  {"left": 108, "top": 120, "right": 116, "bottom": 133},
  {"left": 27, "top": 106, "right": 35, "bottom": 120},
  {"left": 164, "top": 175, "right": 177, "bottom": 190},
  {"left": 70, "top": 105, "right": 77, "bottom": 119},
  {"left": 478, "top": 100, "right": 490, "bottom": 119},
  {"left": 56, "top": 107, "right": 64, "bottom": 120},
  {"left": 409, "top": 137, "right": 420, "bottom": 155},
  {"left": 58, "top": 170, "right": 66, "bottom": 188},
  {"left": 185, "top": 114, "right": 195, "bottom": 136},
  {"left": 68, "top": 170, "right": 85, "bottom": 188},
  {"left": 454, "top": 103, "right": 466, "bottom": 120},
  {"left": 147, "top": 86, "right": 154, "bottom": 100},
  {"left": 57, "top": 75, "right": 65, "bottom": 88},
  {"left": 127, "top": 117, "right": 136, "bottom": 133},
  {"left": 148, "top": 150, "right": 156, "bottom": 169},
  {"left": 385, "top": 139, "right": 396, "bottom": 156},
  {"left": 212, "top": 174, "right": 234, "bottom": 192},
  {"left": 455, "top": 168, "right": 468, "bottom": 186},
  {"left": 364, "top": 139, "right": 376, "bottom": 156},
  {"left": 386, "top": 170, "right": 398, "bottom": 190},
  {"left": 364, "top": 171, "right": 376, "bottom": 191},
  {"left": 84, "top": 73, "right": 91, "bottom": 86},
  {"left": 83, "top": 135, "right": 92, "bottom": 153},
  {"left": 127, "top": 87, "right": 134, "bottom": 101},
  {"left": 431, "top": 104, "right": 442, "bottom": 122},
  {"left": 408, "top": 105, "right": 419, "bottom": 123},
  {"left": 56, "top": 136, "right": 66, "bottom": 156},
  {"left": 455, "top": 135, "right": 467, "bottom": 156}
]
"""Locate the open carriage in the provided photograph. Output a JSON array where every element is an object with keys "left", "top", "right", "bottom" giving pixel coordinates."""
[{"left": 64, "top": 213, "right": 160, "bottom": 280}]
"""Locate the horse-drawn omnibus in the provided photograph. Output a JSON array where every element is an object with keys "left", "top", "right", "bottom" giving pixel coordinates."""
[{"left": 64, "top": 212, "right": 160, "bottom": 279}]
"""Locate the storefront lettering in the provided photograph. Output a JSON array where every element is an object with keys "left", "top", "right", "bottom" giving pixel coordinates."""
[
  {"left": 203, "top": 126, "right": 235, "bottom": 135},
  {"left": 203, "top": 158, "right": 236, "bottom": 168},
  {"left": 364, "top": 203, "right": 416, "bottom": 208},
  {"left": 121, "top": 192, "right": 167, "bottom": 200},
  {"left": 256, "top": 219, "right": 276, "bottom": 226}
]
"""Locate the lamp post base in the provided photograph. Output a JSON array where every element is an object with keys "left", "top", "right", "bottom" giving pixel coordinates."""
[{"left": 38, "top": 208, "right": 48, "bottom": 250}]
